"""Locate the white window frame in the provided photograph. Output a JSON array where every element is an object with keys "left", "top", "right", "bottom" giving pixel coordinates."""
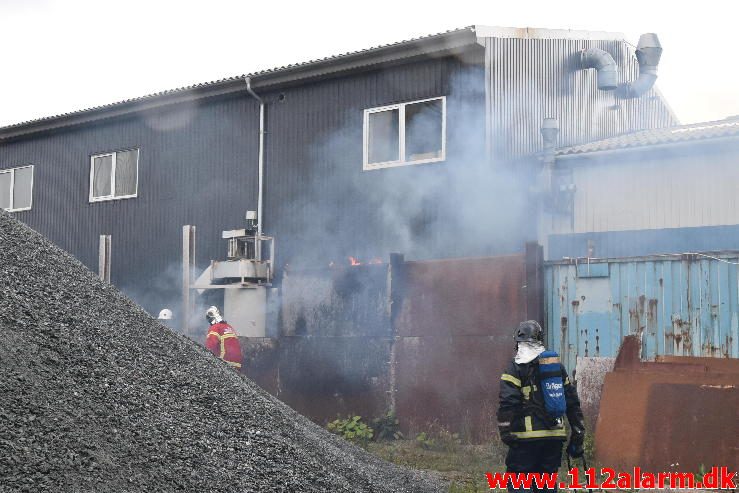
[
  {"left": 363, "top": 96, "right": 446, "bottom": 171},
  {"left": 89, "top": 148, "right": 139, "bottom": 203},
  {"left": 0, "top": 165, "right": 34, "bottom": 212}
]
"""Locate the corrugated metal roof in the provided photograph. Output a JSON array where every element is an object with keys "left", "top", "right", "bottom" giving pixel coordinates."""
[
  {"left": 557, "top": 117, "right": 739, "bottom": 156},
  {"left": 0, "top": 25, "right": 630, "bottom": 140},
  {"left": 0, "top": 27, "right": 477, "bottom": 135}
]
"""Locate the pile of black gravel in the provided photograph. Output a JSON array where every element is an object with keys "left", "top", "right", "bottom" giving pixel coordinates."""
[{"left": 0, "top": 212, "right": 445, "bottom": 493}]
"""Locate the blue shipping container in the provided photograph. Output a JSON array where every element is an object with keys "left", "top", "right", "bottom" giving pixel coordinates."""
[{"left": 545, "top": 253, "right": 739, "bottom": 372}]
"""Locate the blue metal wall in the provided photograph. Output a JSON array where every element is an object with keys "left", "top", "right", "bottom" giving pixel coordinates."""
[
  {"left": 545, "top": 139, "right": 739, "bottom": 261},
  {"left": 548, "top": 225, "right": 739, "bottom": 260},
  {"left": 545, "top": 254, "right": 739, "bottom": 372}
]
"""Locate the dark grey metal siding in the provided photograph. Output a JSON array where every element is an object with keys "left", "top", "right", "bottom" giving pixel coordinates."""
[
  {"left": 0, "top": 39, "right": 679, "bottom": 316},
  {"left": 262, "top": 51, "right": 494, "bottom": 268},
  {"left": 0, "top": 95, "right": 260, "bottom": 313},
  {"left": 0, "top": 53, "right": 489, "bottom": 315}
]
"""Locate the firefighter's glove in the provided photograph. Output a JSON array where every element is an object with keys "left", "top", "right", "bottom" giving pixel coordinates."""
[
  {"left": 500, "top": 431, "right": 518, "bottom": 448},
  {"left": 497, "top": 413, "right": 518, "bottom": 448},
  {"left": 567, "top": 425, "right": 585, "bottom": 458},
  {"left": 567, "top": 441, "right": 584, "bottom": 458}
]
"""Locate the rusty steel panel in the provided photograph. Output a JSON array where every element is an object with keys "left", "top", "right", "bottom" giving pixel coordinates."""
[
  {"left": 595, "top": 336, "right": 739, "bottom": 472},
  {"left": 394, "top": 335, "right": 505, "bottom": 441},
  {"left": 247, "top": 255, "right": 532, "bottom": 440},
  {"left": 396, "top": 255, "right": 527, "bottom": 337},
  {"left": 643, "top": 383, "right": 739, "bottom": 473},
  {"left": 546, "top": 254, "right": 739, "bottom": 374},
  {"left": 394, "top": 255, "right": 528, "bottom": 441}
]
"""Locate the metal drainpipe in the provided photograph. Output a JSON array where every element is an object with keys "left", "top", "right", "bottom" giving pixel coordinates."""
[
  {"left": 245, "top": 77, "right": 265, "bottom": 260},
  {"left": 538, "top": 118, "right": 561, "bottom": 248},
  {"left": 540, "top": 118, "right": 560, "bottom": 196}
]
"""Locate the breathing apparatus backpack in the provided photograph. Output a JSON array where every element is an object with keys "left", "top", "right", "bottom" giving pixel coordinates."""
[{"left": 536, "top": 351, "right": 567, "bottom": 419}]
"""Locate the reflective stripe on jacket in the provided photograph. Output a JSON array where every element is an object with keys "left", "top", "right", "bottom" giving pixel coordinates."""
[
  {"left": 205, "top": 322, "right": 243, "bottom": 369},
  {"left": 497, "top": 357, "right": 583, "bottom": 441}
]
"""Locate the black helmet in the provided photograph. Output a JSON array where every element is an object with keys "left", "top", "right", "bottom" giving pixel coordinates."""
[{"left": 514, "top": 320, "right": 543, "bottom": 343}]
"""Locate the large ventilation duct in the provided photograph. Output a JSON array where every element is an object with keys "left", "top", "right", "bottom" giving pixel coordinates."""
[
  {"left": 619, "top": 33, "right": 662, "bottom": 98},
  {"left": 580, "top": 33, "right": 662, "bottom": 97},
  {"left": 581, "top": 48, "right": 618, "bottom": 90}
]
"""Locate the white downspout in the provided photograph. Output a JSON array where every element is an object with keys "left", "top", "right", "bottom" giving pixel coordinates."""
[{"left": 245, "top": 77, "right": 265, "bottom": 260}]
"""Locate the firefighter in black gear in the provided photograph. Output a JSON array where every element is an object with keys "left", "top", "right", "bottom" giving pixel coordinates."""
[{"left": 497, "top": 320, "right": 586, "bottom": 492}]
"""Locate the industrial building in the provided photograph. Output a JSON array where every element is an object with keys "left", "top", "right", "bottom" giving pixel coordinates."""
[
  {"left": 4, "top": 25, "right": 736, "bottom": 439},
  {"left": 545, "top": 117, "right": 739, "bottom": 259},
  {"left": 541, "top": 118, "right": 739, "bottom": 368},
  {"left": 0, "top": 26, "right": 675, "bottom": 319}
]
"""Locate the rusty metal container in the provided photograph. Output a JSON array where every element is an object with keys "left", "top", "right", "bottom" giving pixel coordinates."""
[{"left": 595, "top": 335, "right": 739, "bottom": 473}]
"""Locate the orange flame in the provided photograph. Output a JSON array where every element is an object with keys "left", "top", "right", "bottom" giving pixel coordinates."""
[{"left": 348, "top": 256, "right": 361, "bottom": 266}]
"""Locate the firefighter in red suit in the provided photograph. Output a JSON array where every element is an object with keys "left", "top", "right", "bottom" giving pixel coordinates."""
[{"left": 204, "top": 306, "right": 243, "bottom": 370}]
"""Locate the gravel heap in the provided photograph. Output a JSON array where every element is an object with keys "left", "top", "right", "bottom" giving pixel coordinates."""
[{"left": 0, "top": 212, "right": 445, "bottom": 493}]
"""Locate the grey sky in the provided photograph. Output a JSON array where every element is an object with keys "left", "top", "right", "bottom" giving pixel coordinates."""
[{"left": 0, "top": 0, "right": 736, "bottom": 127}]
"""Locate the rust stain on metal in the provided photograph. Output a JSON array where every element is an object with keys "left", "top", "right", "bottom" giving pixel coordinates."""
[
  {"left": 647, "top": 299, "right": 657, "bottom": 322},
  {"left": 722, "top": 335, "right": 733, "bottom": 358},
  {"left": 670, "top": 315, "right": 693, "bottom": 355}
]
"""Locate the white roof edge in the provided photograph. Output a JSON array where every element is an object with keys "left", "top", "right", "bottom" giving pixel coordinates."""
[{"left": 472, "top": 25, "right": 625, "bottom": 41}]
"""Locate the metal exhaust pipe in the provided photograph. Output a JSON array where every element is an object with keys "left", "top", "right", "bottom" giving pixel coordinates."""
[
  {"left": 580, "top": 48, "right": 618, "bottom": 91},
  {"left": 619, "top": 33, "right": 662, "bottom": 98},
  {"left": 580, "top": 33, "right": 663, "bottom": 98}
]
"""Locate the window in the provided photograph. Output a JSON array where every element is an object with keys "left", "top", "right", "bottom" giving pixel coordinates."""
[
  {"left": 363, "top": 96, "right": 446, "bottom": 170},
  {"left": 0, "top": 165, "right": 34, "bottom": 212},
  {"left": 89, "top": 148, "right": 139, "bottom": 202}
]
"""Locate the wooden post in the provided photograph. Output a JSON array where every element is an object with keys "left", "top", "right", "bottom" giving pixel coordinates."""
[
  {"left": 182, "top": 225, "right": 196, "bottom": 335},
  {"left": 98, "top": 235, "right": 111, "bottom": 283},
  {"left": 387, "top": 252, "right": 405, "bottom": 416}
]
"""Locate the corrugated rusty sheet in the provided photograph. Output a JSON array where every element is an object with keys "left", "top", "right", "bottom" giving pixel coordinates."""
[
  {"left": 545, "top": 254, "right": 739, "bottom": 373},
  {"left": 595, "top": 335, "right": 739, "bottom": 472},
  {"left": 394, "top": 255, "right": 528, "bottom": 440}
]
